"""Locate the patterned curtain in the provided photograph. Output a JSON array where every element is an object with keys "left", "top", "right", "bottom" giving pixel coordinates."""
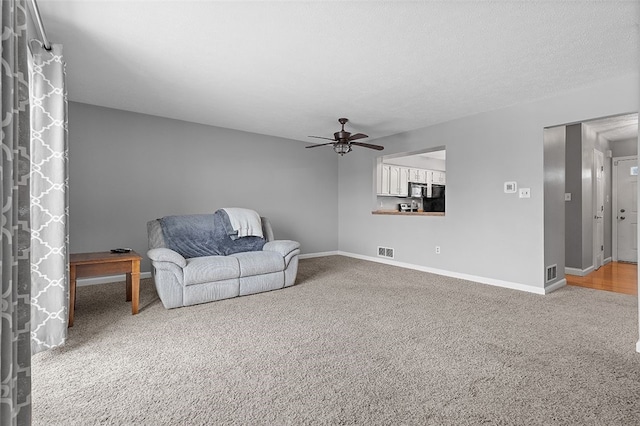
[
  {"left": 0, "top": 0, "right": 32, "bottom": 424},
  {"left": 29, "top": 43, "right": 68, "bottom": 353}
]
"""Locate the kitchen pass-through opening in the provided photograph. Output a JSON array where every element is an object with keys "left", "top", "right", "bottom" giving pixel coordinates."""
[{"left": 374, "top": 147, "right": 446, "bottom": 215}]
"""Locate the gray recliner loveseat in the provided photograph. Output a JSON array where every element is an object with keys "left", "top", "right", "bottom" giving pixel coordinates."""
[{"left": 147, "top": 212, "right": 300, "bottom": 309}]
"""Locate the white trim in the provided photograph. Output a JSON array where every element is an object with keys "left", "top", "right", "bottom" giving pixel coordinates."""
[
  {"left": 636, "top": 340, "right": 640, "bottom": 353},
  {"left": 334, "top": 251, "right": 548, "bottom": 295},
  {"left": 613, "top": 158, "right": 619, "bottom": 260},
  {"left": 298, "top": 251, "right": 339, "bottom": 260},
  {"left": 77, "top": 271, "right": 152, "bottom": 287},
  {"left": 593, "top": 149, "right": 605, "bottom": 270},
  {"left": 564, "top": 265, "right": 594, "bottom": 277},
  {"left": 604, "top": 256, "right": 612, "bottom": 265},
  {"left": 544, "top": 278, "right": 566, "bottom": 294}
]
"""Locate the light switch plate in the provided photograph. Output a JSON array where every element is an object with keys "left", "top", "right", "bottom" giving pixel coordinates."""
[
  {"left": 504, "top": 181, "right": 517, "bottom": 193},
  {"left": 565, "top": 193, "right": 571, "bottom": 201},
  {"left": 519, "top": 188, "right": 531, "bottom": 198}
]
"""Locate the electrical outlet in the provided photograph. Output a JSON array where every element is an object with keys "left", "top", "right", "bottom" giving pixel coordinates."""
[
  {"left": 519, "top": 188, "right": 531, "bottom": 198},
  {"left": 435, "top": 246, "right": 441, "bottom": 254}
]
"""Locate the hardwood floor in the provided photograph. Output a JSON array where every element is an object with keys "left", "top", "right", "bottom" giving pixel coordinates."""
[{"left": 566, "top": 261, "right": 638, "bottom": 296}]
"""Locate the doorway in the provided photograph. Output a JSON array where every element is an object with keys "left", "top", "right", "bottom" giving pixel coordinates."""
[
  {"left": 543, "top": 112, "right": 638, "bottom": 291},
  {"left": 613, "top": 156, "right": 638, "bottom": 263}
]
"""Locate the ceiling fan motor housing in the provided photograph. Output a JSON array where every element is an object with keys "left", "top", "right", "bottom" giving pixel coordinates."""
[{"left": 334, "top": 130, "right": 351, "bottom": 140}]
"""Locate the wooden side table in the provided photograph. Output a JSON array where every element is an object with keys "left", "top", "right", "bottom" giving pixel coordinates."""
[{"left": 69, "top": 251, "right": 142, "bottom": 327}]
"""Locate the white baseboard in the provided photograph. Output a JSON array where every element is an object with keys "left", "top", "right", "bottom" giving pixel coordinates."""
[
  {"left": 604, "top": 257, "right": 612, "bottom": 265},
  {"left": 544, "top": 278, "right": 566, "bottom": 294},
  {"left": 565, "top": 265, "right": 594, "bottom": 277},
  {"left": 334, "top": 251, "right": 548, "bottom": 295},
  {"left": 298, "top": 251, "right": 339, "bottom": 260},
  {"left": 77, "top": 271, "right": 152, "bottom": 287}
]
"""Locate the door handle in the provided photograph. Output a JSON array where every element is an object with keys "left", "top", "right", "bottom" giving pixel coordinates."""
[
  {"left": 620, "top": 209, "right": 625, "bottom": 213},
  {"left": 620, "top": 216, "right": 626, "bottom": 220}
]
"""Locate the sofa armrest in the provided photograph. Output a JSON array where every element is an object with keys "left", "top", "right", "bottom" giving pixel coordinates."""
[
  {"left": 147, "top": 248, "right": 187, "bottom": 268},
  {"left": 263, "top": 240, "right": 300, "bottom": 258}
]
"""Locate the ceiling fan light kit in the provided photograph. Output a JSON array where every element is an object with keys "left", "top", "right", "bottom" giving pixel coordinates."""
[
  {"left": 333, "top": 143, "right": 352, "bottom": 156},
  {"left": 306, "top": 118, "right": 384, "bottom": 155}
]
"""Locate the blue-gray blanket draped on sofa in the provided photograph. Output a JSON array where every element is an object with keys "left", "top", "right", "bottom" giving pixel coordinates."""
[{"left": 160, "top": 210, "right": 265, "bottom": 258}]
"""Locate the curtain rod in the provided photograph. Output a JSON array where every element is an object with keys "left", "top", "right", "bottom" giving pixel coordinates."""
[{"left": 30, "top": 0, "right": 51, "bottom": 51}]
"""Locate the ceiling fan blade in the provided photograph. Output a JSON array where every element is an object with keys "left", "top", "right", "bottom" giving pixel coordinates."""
[
  {"left": 305, "top": 142, "right": 335, "bottom": 148},
  {"left": 348, "top": 133, "right": 368, "bottom": 141},
  {"left": 350, "top": 142, "right": 384, "bottom": 151},
  {"left": 308, "top": 135, "right": 336, "bottom": 141}
]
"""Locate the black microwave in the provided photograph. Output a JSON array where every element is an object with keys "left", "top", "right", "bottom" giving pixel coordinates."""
[{"left": 426, "top": 184, "right": 445, "bottom": 199}]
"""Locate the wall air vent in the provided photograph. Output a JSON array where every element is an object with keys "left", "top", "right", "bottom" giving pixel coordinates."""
[
  {"left": 546, "top": 264, "right": 557, "bottom": 282},
  {"left": 377, "top": 246, "right": 394, "bottom": 259}
]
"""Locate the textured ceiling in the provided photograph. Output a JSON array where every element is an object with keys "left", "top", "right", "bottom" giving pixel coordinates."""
[{"left": 36, "top": 1, "right": 639, "bottom": 143}]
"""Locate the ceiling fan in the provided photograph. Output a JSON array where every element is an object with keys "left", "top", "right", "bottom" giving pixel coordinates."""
[{"left": 306, "top": 118, "right": 384, "bottom": 155}]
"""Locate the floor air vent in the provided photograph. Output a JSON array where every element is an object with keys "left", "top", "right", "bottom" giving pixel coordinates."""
[
  {"left": 546, "top": 264, "right": 557, "bottom": 282},
  {"left": 377, "top": 246, "right": 394, "bottom": 259}
]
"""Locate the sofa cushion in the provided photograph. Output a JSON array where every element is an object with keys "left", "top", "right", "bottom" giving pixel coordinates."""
[
  {"left": 183, "top": 256, "right": 240, "bottom": 286},
  {"left": 229, "top": 251, "right": 284, "bottom": 277}
]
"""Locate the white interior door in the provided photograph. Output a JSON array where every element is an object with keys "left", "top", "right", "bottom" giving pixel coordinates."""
[
  {"left": 593, "top": 150, "right": 605, "bottom": 270},
  {"left": 615, "top": 157, "right": 638, "bottom": 263}
]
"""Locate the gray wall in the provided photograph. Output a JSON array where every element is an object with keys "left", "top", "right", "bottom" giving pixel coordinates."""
[
  {"left": 337, "top": 73, "right": 638, "bottom": 291},
  {"left": 543, "top": 125, "right": 566, "bottom": 286},
  {"left": 68, "top": 102, "right": 339, "bottom": 273},
  {"left": 611, "top": 137, "right": 638, "bottom": 158},
  {"left": 565, "top": 124, "right": 583, "bottom": 269},
  {"left": 579, "top": 124, "right": 596, "bottom": 270}
]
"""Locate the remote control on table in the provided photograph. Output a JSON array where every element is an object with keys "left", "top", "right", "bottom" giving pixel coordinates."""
[{"left": 110, "top": 248, "right": 132, "bottom": 253}]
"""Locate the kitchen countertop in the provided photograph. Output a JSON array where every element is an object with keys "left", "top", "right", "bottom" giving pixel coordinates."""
[{"left": 371, "top": 210, "right": 445, "bottom": 216}]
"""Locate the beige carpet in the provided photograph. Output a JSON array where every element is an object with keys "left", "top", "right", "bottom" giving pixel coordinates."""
[{"left": 32, "top": 256, "right": 640, "bottom": 425}]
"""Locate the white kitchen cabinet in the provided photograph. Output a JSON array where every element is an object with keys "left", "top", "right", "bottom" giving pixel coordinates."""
[
  {"left": 378, "top": 164, "right": 434, "bottom": 196},
  {"left": 389, "top": 166, "right": 400, "bottom": 195},
  {"left": 377, "top": 164, "right": 391, "bottom": 195},
  {"left": 410, "top": 168, "right": 428, "bottom": 184},
  {"left": 387, "top": 166, "right": 410, "bottom": 196},
  {"left": 432, "top": 171, "right": 446, "bottom": 185},
  {"left": 424, "top": 170, "right": 432, "bottom": 185},
  {"left": 399, "top": 167, "right": 410, "bottom": 196}
]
